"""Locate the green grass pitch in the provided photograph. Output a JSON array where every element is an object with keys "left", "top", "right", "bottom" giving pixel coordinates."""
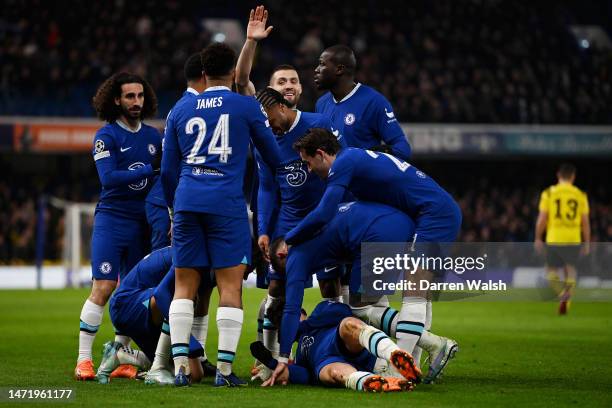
[{"left": 0, "top": 288, "right": 611, "bottom": 407}]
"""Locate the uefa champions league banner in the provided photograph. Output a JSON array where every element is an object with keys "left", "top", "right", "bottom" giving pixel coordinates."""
[
  {"left": 359, "top": 242, "right": 612, "bottom": 302},
  {"left": 403, "top": 124, "right": 612, "bottom": 156}
]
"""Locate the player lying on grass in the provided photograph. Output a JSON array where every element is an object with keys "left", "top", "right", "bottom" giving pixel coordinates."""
[
  {"left": 268, "top": 200, "right": 458, "bottom": 384},
  {"left": 97, "top": 246, "right": 216, "bottom": 384},
  {"left": 286, "top": 128, "right": 461, "bottom": 376},
  {"left": 251, "top": 300, "right": 419, "bottom": 392}
]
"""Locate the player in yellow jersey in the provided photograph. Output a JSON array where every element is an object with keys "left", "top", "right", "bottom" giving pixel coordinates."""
[{"left": 535, "top": 163, "right": 590, "bottom": 315}]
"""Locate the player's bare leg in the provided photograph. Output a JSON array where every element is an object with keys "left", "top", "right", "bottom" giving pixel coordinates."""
[
  {"left": 214, "top": 264, "right": 247, "bottom": 386},
  {"left": 339, "top": 317, "right": 421, "bottom": 383},
  {"left": 169, "top": 267, "right": 201, "bottom": 386},
  {"left": 546, "top": 266, "right": 564, "bottom": 296},
  {"left": 319, "top": 276, "right": 342, "bottom": 302},
  {"left": 559, "top": 264, "right": 577, "bottom": 314},
  {"left": 319, "top": 362, "right": 400, "bottom": 392},
  {"left": 75, "top": 279, "right": 116, "bottom": 380},
  {"left": 194, "top": 287, "right": 216, "bottom": 375}
]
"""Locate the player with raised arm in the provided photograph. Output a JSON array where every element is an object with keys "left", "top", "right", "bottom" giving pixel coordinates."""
[
  {"left": 285, "top": 128, "right": 460, "bottom": 380},
  {"left": 161, "top": 43, "right": 281, "bottom": 387},
  {"left": 75, "top": 73, "right": 162, "bottom": 381},
  {"left": 96, "top": 247, "right": 211, "bottom": 385},
  {"left": 235, "top": 5, "right": 312, "bottom": 363},
  {"left": 145, "top": 53, "right": 207, "bottom": 251},
  {"left": 235, "top": 5, "right": 302, "bottom": 109},
  {"left": 265, "top": 200, "right": 456, "bottom": 385},
  {"left": 253, "top": 87, "right": 345, "bottom": 358},
  {"left": 535, "top": 163, "right": 590, "bottom": 315},
  {"left": 314, "top": 45, "right": 411, "bottom": 160},
  {"left": 252, "top": 300, "right": 420, "bottom": 392}
]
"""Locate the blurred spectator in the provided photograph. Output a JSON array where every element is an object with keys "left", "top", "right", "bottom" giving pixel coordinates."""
[{"left": 0, "top": 0, "right": 610, "bottom": 123}]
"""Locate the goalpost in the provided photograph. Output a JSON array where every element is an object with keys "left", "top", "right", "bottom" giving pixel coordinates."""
[{"left": 50, "top": 197, "right": 96, "bottom": 288}]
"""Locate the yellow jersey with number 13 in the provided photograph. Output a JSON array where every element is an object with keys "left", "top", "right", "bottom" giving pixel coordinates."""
[{"left": 538, "top": 183, "right": 589, "bottom": 244}]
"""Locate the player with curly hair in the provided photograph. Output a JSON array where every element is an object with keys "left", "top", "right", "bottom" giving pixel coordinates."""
[{"left": 75, "top": 72, "right": 162, "bottom": 381}]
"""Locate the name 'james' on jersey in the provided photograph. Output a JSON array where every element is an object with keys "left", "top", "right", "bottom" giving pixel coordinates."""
[{"left": 162, "top": 86, "right": 281, "bottom": 217}]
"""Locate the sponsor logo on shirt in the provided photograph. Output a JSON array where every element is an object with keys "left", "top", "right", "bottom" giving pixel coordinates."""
[
  {"left": 128, "top": 162, "right": 148, "bottom": 190},
  {"left": 285, "top": 162, "right": 307, "bottom": 187},
  {"left": 192, "top": 167, "right": 224, "bottom": 177}
]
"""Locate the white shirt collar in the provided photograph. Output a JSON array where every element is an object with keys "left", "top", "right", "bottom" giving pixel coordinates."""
[
  {"left": 204, "top": 86, "right": 231, "bottom": 93},
  {"left": 333, "top": 83, "right": 362, "bottom": 104},
  {"left": 286, "top": 110, "right": 302, "bottom": 134},
  {"left": 116, "top": 119, "right": 141, "bottom": 133},
  {"left": 186, "top": 87, "right": 199, "bottom": 95}
]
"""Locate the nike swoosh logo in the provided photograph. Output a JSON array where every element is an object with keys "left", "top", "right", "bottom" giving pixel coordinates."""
[
  {"left": 324, "top": 266, "right": 337, "bottom": 272},
  {"left": 384, "top": 108, "right": 395, "bottom": 119},
  {"left": 120, "top": 147, "right": 132, "bottom": 152}
]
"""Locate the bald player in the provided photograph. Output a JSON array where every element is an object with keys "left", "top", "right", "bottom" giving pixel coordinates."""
[{"left": 314, "top": 45, "right": 411, "bottom": 161}]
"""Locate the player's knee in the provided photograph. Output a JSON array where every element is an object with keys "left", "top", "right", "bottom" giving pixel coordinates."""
[
  {"left": 339, "top": 317, "right": 363, "bottom": 339},
  {"left": 218, "top": 286, "right": 242, "bottom": 308}
]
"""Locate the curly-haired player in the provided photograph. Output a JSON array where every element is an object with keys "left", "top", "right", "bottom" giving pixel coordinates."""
[{"left": 75, "top": 72, "right": 162, "bottom": 381}]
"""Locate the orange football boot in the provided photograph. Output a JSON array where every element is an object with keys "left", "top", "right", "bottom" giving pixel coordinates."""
[
  {"left": 75, "top": 359, "right": 96, "bottom": 381},
  {"left": 391, "top": 349, "right": 422, "bottom": 383},
  {"left": 110, "top": 364, "right": 138, "bottom": 379}
]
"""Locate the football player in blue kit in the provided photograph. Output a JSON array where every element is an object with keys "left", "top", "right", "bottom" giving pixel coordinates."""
[
  {"left": 96, "top": 246, "right": 212, "bottom": 385},
  {"left": 252, "top": 300, "right": 420, "bottom": 392},
  {"left": 266, "top": 201, "right": 457, "bottom": 385},
  {"left": 161, "top": 43, "right": 281, "bottom": 387},
  {"left": 253, "top": 87, "right": 345, "bottom": 358},
  {"left": 286, "top": 128, "right": 460, "bottom": 379},
  {"left": 314, "top": 45, "right": 411, "bottom": 161},
  {"left": 75, "top": 72, "right": 162, "bottom": 381},
  {"left": 235, "top": 6, "right": 327, "bottom": 367},
  {"left": 313, "top": 44, "right": 412, "bottom": 305},
  {"left": 145, "top": 54, "right": 207, "bottom": 251}
]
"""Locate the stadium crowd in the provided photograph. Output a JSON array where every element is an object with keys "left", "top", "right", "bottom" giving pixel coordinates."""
[{"left": 1, "top": 0, "right": 610, "bottom": 123}]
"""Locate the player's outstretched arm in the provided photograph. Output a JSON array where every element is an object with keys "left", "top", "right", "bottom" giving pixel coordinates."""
[
  {"left": 236, "top": 5, "right": 273, "bottom": 96},
  {"left": 285, "top": 185, "right": 346, "bottom": 245}
]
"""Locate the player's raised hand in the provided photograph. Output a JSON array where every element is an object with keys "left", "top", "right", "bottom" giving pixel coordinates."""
[
  {"left": 247, "top": 5, "right": 273, "bottom": 41},
  {"left": 261, "top": 362, "right": 288, "bottom": 386}
]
